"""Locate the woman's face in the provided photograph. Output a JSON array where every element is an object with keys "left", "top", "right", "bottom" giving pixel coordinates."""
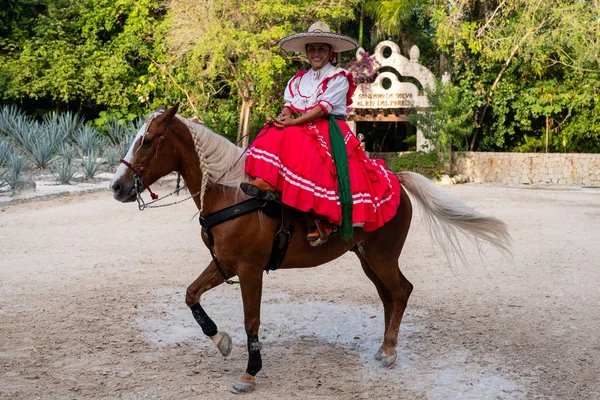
[{"left": 306, "top": 43, "right": 332, "bottom": 70}]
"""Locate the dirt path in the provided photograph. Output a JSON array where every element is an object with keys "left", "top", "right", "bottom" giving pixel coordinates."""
[{"left": 1, "top": 184, "right": 599, "bottom": 399}]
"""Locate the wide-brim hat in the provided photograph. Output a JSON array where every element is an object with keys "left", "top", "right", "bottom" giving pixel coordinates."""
[{"left": 279, "top": 21, "right": 358, "bottom": 53}]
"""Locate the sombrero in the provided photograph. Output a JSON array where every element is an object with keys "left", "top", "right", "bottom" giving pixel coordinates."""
[{"left": 279, "top": 21, "right": 358, "bottom": 53}]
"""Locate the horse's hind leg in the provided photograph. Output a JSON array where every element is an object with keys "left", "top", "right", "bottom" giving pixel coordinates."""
[
  {"left": 360, "top": 186, "right": 413, "bottom": 367},
  {"left": 185, "top": 261, "right": 233, "bottom": 357},
  {"left": 355, "top": 252, "right": 393, "bottom": 359}
]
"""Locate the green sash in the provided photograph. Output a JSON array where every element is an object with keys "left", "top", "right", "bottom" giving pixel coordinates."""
[{"left": 328, "top": 114, "right": 353, "bottom": 241}]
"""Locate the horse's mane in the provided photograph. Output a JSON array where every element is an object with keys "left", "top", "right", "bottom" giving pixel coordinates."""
[
  {"left": 178, "top": 116, "right": 248, "bottom": 187},
  {"left": 175, "top": 116, "right": 248, "bottom": 212}
]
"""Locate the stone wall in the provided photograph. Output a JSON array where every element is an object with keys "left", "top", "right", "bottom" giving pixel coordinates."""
[
  {"left": 451, "top": 152, "right": 600, "bottom": 186},
  {"left": 370, "top": 151, "right": 600, "bottom": 186}
]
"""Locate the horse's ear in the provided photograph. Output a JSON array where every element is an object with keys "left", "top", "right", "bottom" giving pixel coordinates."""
[{"left": 162, "top": 103, "right": 179, "bottom": 121}]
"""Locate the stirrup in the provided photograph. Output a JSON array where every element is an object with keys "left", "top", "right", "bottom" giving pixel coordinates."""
[
  {"left": 240, "top": 182, "right": 279, "bottom": 201},
  {"left": 307, "top": 220, "right": 338, "bottom": 246}
]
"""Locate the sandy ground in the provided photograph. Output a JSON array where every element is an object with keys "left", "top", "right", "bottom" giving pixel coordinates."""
[{"left": 1, "top": 183, "right": 599, "bottom": 399}]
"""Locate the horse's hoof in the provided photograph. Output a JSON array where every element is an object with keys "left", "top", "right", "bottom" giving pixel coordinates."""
[
  {"left": 374, "top": 348, "right": 383, "bottom": 361},
  {"left": 381, "top": 352, "right": 397, "bottom": 368},
  {"left": 230, "top": 375, "right": 256, "bottom": 394},
  {"left": 211, "top": 332, "right": 232, "bottom": 358}
]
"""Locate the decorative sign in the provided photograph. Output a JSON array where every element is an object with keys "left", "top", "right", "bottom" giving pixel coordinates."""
[
  {"left": 349, "top": 41, "right": 435, "bottom": 111},
  {"left": 355, "top": 92, "right": 415, "bottom": 108}
]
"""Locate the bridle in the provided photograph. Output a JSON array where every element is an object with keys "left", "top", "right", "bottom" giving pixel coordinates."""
[{"left": 119, "top": 117, "right": 200, "bottom": 211}]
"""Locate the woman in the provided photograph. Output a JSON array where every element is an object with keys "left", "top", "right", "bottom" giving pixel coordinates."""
[{"left": 242, "top": 21, "right": 400, "bottom": 246}]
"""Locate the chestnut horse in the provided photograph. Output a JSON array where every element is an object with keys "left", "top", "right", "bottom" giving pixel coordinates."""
[{"left": 110, "top": 105, "right": 510, "bottom": 394}]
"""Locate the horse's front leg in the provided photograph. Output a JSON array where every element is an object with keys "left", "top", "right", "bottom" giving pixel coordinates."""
[
  {"left": 186, "top": 261, "right": 233, "bottom": 357},
  {"left": 231, "top": 266, "right": 264, "bottom": 394}
]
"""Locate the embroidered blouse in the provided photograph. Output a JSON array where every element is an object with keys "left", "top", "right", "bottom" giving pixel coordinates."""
[{"left": 283, "top": 62, "right": 356, "bottom": 117}]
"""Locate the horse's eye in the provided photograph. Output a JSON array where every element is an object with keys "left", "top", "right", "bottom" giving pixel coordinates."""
[{"left": 141, "top": 138, "right": 153, "bottom": 148}]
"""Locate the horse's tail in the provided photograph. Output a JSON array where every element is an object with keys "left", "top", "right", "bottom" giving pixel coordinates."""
[{"left": 398, "top": 171, "right": 512, "bottom": 263}]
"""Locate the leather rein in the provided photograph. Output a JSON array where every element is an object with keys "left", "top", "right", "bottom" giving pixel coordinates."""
[{"left": 120, "top": 117, "right": 293, "bottom": 284}]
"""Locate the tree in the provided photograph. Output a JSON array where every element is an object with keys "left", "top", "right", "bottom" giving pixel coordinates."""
[
  {"left": 432, "top": 0, "right": 600, "bottom": 152},
  {"left": 163, "top": 0, "right": 359, "bottom": 145}
]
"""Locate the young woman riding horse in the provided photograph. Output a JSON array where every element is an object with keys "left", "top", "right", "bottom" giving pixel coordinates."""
[
  {"left": 241, "top": 22, "right": 399, "bottom": 247},
  {"left": 110, "top": 22, "right": 511, "bottom": 395}
]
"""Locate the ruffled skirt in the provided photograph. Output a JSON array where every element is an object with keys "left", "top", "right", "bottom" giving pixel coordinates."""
[{"left": 245, "top": 119, "right": 400, "bottom": 232}]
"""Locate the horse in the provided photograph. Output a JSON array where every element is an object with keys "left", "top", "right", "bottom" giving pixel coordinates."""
[{"left": 109, "top": 104, "right": 511, "bottom": 394}]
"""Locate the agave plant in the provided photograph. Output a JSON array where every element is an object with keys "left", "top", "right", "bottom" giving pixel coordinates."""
[
  {"left": 105, "top": 146, "right": 122, "bottom": 168},
  {"left": 0, "top": 139, "right": 11, "bottom": 166},
  {"left": 0, "top": 104, "right": 25, "bottom": 137},
  {"left": 57, "top": 143, "right": 76, "bottom": 162},
  {"left": 2, "top": 112, "right": 35, "bottom": 146},
  {"left": 43, "top": 110, "right": 78, "bottom": 149},
  {"left": 80, "top": 148, "right": 102, "bottom": 180},
  {"left": 75, "top": 124, "right": 105, "bottom": 155},
  {"left": 104, "top": 119, "right": 128, "bottom": 146},
  {"left": 22, "top": 123, "right": 57, "bottom": 169},
  {"left": 7, "top": 152, "right": 27, "bottom": 189},
  {"left": 119, "top": 133, "right": 136, "bottom": 157},
  {"left": 53, "top": 156, "right": 76, "bottom": 185}
]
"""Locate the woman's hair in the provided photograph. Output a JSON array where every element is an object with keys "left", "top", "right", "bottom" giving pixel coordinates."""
[{"left": 305, "top": 43, "right": 332, "bottom": 52}]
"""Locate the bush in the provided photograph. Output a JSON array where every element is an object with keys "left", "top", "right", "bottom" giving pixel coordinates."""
[{"left": 390, "top": 152, "right": 446, "bottom": 180}]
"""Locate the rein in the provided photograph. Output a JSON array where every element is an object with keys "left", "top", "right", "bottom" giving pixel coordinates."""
[{"left": 122, "top": 116, "right": 293, "bottom": 284}]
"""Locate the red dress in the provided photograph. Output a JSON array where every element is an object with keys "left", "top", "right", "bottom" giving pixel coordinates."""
[{"left": 245, "top": 65, "right": 400, "bottom": 232}]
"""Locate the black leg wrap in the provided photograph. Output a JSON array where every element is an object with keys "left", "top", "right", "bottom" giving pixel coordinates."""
[
  {"left": 245, "top": 335, "right": 262, "bottom": 376},
  {"left": 191, "top": 303, "right": 218, "bottom": 337}
]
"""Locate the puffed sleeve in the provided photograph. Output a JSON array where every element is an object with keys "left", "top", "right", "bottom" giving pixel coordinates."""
[
  {"left": 316, "top": 73, "right": 350, "bottom": 115},
  {"left": 283, "top": 76, "right": 295, "bottom": 108}
]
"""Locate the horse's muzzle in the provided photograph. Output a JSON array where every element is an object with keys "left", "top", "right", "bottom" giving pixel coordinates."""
[{"left": 110, "top": 180, "right": 137, "bottom": 203}]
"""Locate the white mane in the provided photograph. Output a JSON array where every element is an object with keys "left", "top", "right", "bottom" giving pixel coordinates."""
[
  {"left": 178, "top": 116, "right": 248, "bottom": 211},
  {"left": 178, "top": 116, "right": 247, "bottom": 186}
]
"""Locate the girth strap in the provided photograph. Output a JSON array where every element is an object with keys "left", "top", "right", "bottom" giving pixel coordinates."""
[{"left": 198, "top": 198, "right": 291, "bottom": 283}]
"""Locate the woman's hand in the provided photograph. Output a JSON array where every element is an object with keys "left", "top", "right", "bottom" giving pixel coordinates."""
[{"left": 274, "top": 115, "right": 296, "bottom": 129}]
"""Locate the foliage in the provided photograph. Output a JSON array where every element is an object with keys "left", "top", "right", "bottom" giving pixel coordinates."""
[
  {"left": 162, "top": 0, "right": 360, "bottom": 140},
  {"left": 0, "top": 0, "right": 166, "bottom": 119},
  {"left": 410, "top": 80, "right": 474, "bottom": 153},
  {"left": 105, "top": 146, "right": 122, "bottom": 167},
  {"left": 7, "top": 152, "right": 26, "bottom": 189},
  {"left": 390, "top": 151, "right": 445, "bottom": 179},
  {"left": 75, "top": 124, "right": 103, "bottom": 154},
  {"left": 53, "top": 156, "right": 77, "bottom": 184},
  {"left": 23, "top": 123, "right": 57, "bottom": 169},
  {"left": 1, "top": 0, "right": 600, "bottom": 154},
  {"left": 80, "top": 148, "right": 102, "bottom": 180},
  {"left": 43, "top": 110, "right": 79, "bottom": 146},
  {"left": 0, "top": 139, "right": 11, "bottom": 166},
  {"left": 429, "top": 0, "right": 600, "bottom": 152}
]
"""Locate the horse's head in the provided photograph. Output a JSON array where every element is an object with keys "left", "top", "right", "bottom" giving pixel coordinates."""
[{"left": 110, "top": 104, "right": 181, "bottom": 202}]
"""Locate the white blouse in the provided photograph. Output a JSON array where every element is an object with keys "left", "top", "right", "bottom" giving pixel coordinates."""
[{"left": 283, "top": 63, "right": 351, "bottom": 116}]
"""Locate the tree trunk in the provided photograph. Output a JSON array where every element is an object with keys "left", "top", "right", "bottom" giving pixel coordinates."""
[
  {"left": 545, "top": 116, "right": 549, "bottom": 153},
  {"left": 237, "top": 100, "right": 248, "bottom": 145},
  {"left": 241, "top": 98, "right": 253, "bottom": 149},
  {"left": 358, "top": 6, "right": 364, "bottom": 48}
]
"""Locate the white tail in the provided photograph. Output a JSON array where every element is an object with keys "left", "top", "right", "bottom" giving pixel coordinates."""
[{"left": 398, "top": 171, "right": 512, "bottom": 263}]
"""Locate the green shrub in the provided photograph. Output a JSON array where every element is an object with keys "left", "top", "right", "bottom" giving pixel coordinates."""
[{"left": 390, "top": 152, "right": 446, "bottom": 180}]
